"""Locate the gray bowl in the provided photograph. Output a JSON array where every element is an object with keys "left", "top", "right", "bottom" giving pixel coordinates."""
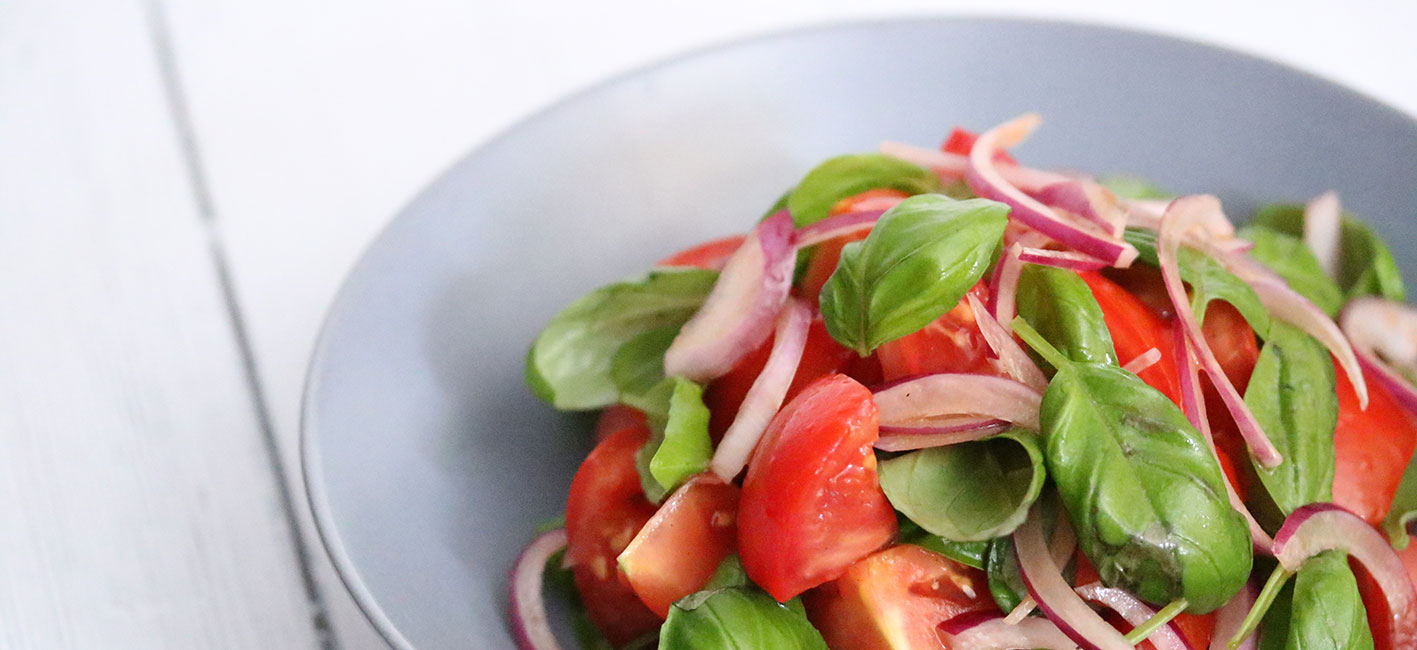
[{"left": 302, "top": 16, "right": 1417, "bottom": 650}]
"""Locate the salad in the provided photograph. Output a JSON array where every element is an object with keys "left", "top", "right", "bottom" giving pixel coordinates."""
[{"left": 510, "top": 114, "right": 1417, "bottom": 650}]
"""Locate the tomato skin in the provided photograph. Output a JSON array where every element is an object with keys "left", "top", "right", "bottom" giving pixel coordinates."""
[
  {"left": 656, "top": 234, "right": 747, "bottom": 270},
  {"left": 941, "top": 127, "right": 1017, "bottom": 164},
  {"left": 876, "top": 284, "right": 994, "bottom": 381},
  {"left": 738, "top": 375, "right": 898, "bottom": 602},
  {"left": 593, "top": 404, "right": 647, "bottom": 443},
  {"left": 1079, "top": 271, "right": 1183, "bottom": 406},
  {"left": 1333, "top": 366, "right": 1417, "bottom": 525},
  {"left": 803, "top": 545, "right": 994, "bottom": 650},
  {"left": 619, "top": 474, "right": 739, "bottom": 618},
  {"left": 1197, "top": 302, "right": 1261, "bottom": 499},
  {"left": 565, "top": 425, "right": 662, "bottom": 643}
]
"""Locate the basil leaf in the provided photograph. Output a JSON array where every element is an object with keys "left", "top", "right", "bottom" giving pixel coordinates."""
[
  {"left": 1125, "top": 228, "right": 1272, "bottom": 336},
  {"left": 635, "top": 377, "right": 712, "bottom": 501},
  {"left": 612, "top": 325, "right": 680, "bottom": 413},
  {"left": 1261, "top": 551, "right": 1375, "bottom": 650},
  {"left": 702, "top": 555, "right": 750, "bottom": 590},
  {"left": 1098, "top": 175, "right": 1171, "bottom": 200},
  {"left": 1016, "top": 265, "right": 1117, "bottom": 366},
  {"left": 527, "top": 268, "right": 718, "bottom": 410},
  {"left": 660, "top": 587, "right": 828, "bottom": 650},
  {"left": 1258, "top": 579, "right": 1294, "bottom": 650},
  {"left": 1383, "top": 456, "right": 1417, "bottom": 549},
  {"left": 897, "top": 515, "right": 989, "bottom": 569},
  {"left": 1237, "top": 226, "right": 1345, "bottom": 317},
  {"left": 1252, "top": 203, "right": 1405, "bottom": 302},
  {"left": 786, "top": 154, "right": 942, "bottom": 228},
  {"left": 1243, "top": 322, "right": 1338, "bottom": 525},
  {"left": 986, "top": 537, "right": 1027, "bottom": 613},
  {"left": 820, "top": 194, "right": 1009, "bottom": 355},
  {"left": 879, "top": 431, "right": 1045, "bottom": 542},
  {"left": 1042, "top": 361, "right": 1252, "bottom": 612}
]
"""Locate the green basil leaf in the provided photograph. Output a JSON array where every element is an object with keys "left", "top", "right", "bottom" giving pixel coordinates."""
[
  {"left": 1042, "top": 361, "right": 1252, "bottom": 613},
  {"left": 1383, "top": 456, "right": 1417, "bottom": 549},
  {"left": 1098, "top": 175, "right": 1172, "bottom": 200},
  {"left": 1237, "top": 226, "right": 1345, "bottom": 318},
  {"left": 896, "top": 515, "right": 990, "bottom": 569},
  {"left": 1125, "top": 228, "right": 1272, "bottom": 336},
  {"left": 879, "top": 431, "right": 1045, "bottom": 542},
  {"left": 660, "top": 587, "right": 828, "bottom": 650},
  {"left": 612, "top": 325, "right": 680, "bottom": 413},
  {"left": 1261, "top": 551, "right": 1375, "bottom": 650},
  {"left": 1252, "top": 203, "right": 1405, "bottom": 302},
  {"left": 527, "top": 268, "right": 718, "bottom": 410},
  {"left": 1016, "top": 265, "right": 1117, "bottom": 367},
  {"left": 702, "top": 555, "right": 751, "bottom": 590},
  {"left": 786, "top": 154, "right": 943, "bottom": 228},
  {"left": 986, "top": 537, "right": 1027, "bottom": 613},
  {"left": 1243, "top": 322, "right": 1338, "bottom": 524},
  {"left": 820, "top": 194, "right": 1009, "bottom": 355},
  {"left": 635, "top": 377, "right": 712, "bottom": 501},
  {"left": 1258, "top": 578, "right": 1294, "bottom": 650}
]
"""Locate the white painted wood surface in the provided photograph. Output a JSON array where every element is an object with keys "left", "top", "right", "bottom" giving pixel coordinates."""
[{"left": 4, "top": 0, "right": 1416, "bottom": 647}]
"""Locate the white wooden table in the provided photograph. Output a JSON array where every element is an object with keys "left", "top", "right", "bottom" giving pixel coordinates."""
[{"left": 3, "top": 1, "right": 1414, "bottom": 647}]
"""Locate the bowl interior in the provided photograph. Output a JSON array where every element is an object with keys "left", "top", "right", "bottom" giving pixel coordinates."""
[{"left": 303, "top": 17, "right": 1417, "bottom": 650}]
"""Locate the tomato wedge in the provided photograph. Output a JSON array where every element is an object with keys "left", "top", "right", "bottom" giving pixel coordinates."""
[
  {"left": 738, "top": 374, "right": 897, "bottom": 602},
  {"left": 564, "top": 423, "right": 661, "bottom": 643},
  {"left": 1333, "top": 365, "right": 1417, "bottom": 525},
  {"left": 803, "top": 544, "right": 993, "bottom": 650},
  {"left": 656, "top": 234, "right": 747, "bottom": 270},
  {"left": 876, "top": 283, "right": 994, "bottom": 381},
  {"left": 1080, "top": 271, "right": 1183, "bottom": 405},
  {"left": 619, "top": 474, "right": 739, "bottom": 617}
]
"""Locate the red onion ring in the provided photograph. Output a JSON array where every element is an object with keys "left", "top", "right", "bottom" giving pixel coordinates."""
[
  {"left": 1013, "top": 505, "right": 1134, "bottom": 650},
  {"left": 1209, "top": 582, "right": 1256, "bottom": 650},
  {"left": 1034, "top": 180, "right": 1127, "bottom": 237},
  {"left": 709, "top": 299, "right": 811, "bottom": 480},
  {"left": 1019, "top": 247, "right": 1109, "bottom": 271},
  {"left": 793, "top": 209, "right": 886, "bottom": 248},
  {"left": 1357, "top": 350, "right": 1417, "bottom": 415},
  {"left": 991, "top": 243, "right": 1027, "bottom": 325},
  {"left": 1158, "top": 195, "right": 1282, "bottom": 468},
  {"left": 967, "top": 293, "right": 1048, "bottom": 392},
  {"left": 965, "top": 114, "right": 1138, "bottom": 267},
  {"left": 1272, "top": 504, "right": 1417, "bottom": 650},
  {"left": 939, "top": 612, "right": 1078, "bottom": 650},
  {"left": 1303, "top": 191, "right": 1342, "bottom": 277},
  {"left": 874, "top": 418, "right": 1012, "bottom": 451},
  {"left": 509, "top": 528, "right": 569, "bottom": 650},
  {"left": 1074, "top": 583, "right": 1194, "bottom": 650},
  {"left": 1341, "top": 297, "right": 1417, "bottom": 412},
  {"left": 878, "top": 140, "right": 1069, "bottom": 193},
  {"left": 873, "top": 373, "right": 1043, "bottom": 431},
  {"left": 1004, "top": 517, "right": 1077, "bottom": 624},
  {"left": 665, "top": 210, "right": 796, "bottom": 382},
  {"left": 1121, "top": 347, "right": 1162, "bottom": 374}
]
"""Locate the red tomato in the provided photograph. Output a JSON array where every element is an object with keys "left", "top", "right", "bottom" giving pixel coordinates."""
[
  {"left": 656, "top": 234, "right": 747, "bottom": 270},
  {"left": 802, "top": 545, "right": 994, "bottom": 650},
  {"left": 875, "top": 284, "right": 993, "bottom": 381},
  {"left": 800, "top": 188, "right": 911, "bottom": 300},
  {"left": 703, "top": 315, "right": 880, "bottom": 440},
  {"left": 564, "top": 425, "right": 661, "bottom": 643},
  {"left": 1333, "top": 366, "right": 1417, "bottom": 525},
  {"left": 941, "top": 127, "right": 1018, "bottom": 164},
  {"left": 1079, "top": 271, "right": 1183, "bottom": 406},
  {"left": 738, "top": 375, "right": 898, "bottom": 601},
  {"left": 619, "top": 474, "right": 739, "bottom": 618},
  {"left": 1198, "top": 302, "right": 1261, "bottom": 499},
  {"left": 593, "top": 404, "right": 647, "bottom": 443}
]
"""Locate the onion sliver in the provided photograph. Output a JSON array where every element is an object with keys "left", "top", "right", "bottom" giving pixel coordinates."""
[
  {"left": 878, "top": 141, "right": 1068, "bottom": 193},
  {"left": 1074, "top": 583, "right": 1193, "bottom": 650},
  {"left": 968, "top": 293, "right": 1048, "bottom": 391},
  {"left": 965, "top": 114, "right": 1137, "bottom": 267},
  {"left": 510, "top": 528, "right": 569, "bottom": 650},
  {"left": 1357, "top": 350, "right": 1417, "bottom": 415},
  {"left": 709, "top": 299, "right": 811, "bottom": 480},
  {"left": 1304, "top": 191, "right": 1342, "bottom": 277},
  {"left": 665, "top": 210, "right": 796, "bottom": 382},
  {"left": 1034, "top": 180, "right": 1126, "bottom": 237},
  {"left": 875, "top": 418, "right": 1011, "bottom": 451},
  {"left": 1247, "top": 275, "right": 1367, "bottom": 409},
  {"left": 1121, "top": 347, "right": 1162, "bottom": 375},
  {"left": 873, "top": 373, "right": 1042, "bottom": 431},
  {"left": 940, "top": 613, "right": 1077, "bottom": 650},
  {"left": 1013, "top": 504, "right": 1134, "bottom": 650},
  {"left": 1019, "top": 247, "right": 1109, "bottom": 271},
  {"left": 1209, "top": 582, "right": 1256, "bottom": 650},
  {"left": 1272, "top": 504, "right": 1417, "bottom": 649},
  {"left": 794, "top": 209, "right": 885, "bottom": 248},
  {"left": 991, "top": 243, "right": 1027, "bottom": 325},
  {"left": 1158, "top": 195, "right": 1282, "bottom": 468},
  {"left": 1341, "top": 297, "right": 1417, "bottom": 412}
]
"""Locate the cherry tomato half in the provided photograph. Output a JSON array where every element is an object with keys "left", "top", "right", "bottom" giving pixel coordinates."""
[{"left": 656, "top": 234, "right": 747, "bottom": 271}]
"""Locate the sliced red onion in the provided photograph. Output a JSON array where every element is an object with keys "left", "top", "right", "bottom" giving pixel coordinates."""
[
  {"left": 709, "top": 299, "right": 811, "bottom": 480},
  {"left": 1019, "top": 247, "right": 1109, "bottom": 272},
  {"left": 875, "top": 418, "right": 1011, "bottom": 451},
  {"left": 939, "top": 613, "right": 1078, "bottom": 650},
  {"left": 991, "top": 243, "right": 1027, "bottom": 325},
  {"left": 873, "top": 373, "right": 1043, "bottom": 431},
  {"left": 967, "top": 293, "right": 1048, "bottom": 392},
  {"left": 878, "top": 140, "right": 1068, "bottom": 193},
  {"left": 1003, "top": 517, "right": 1078, "bottom": 625},
  {"left": 1173, "top": 322, "right": 1274, "bottom": 550},
  {"left": 1004, "top": 596, "right": 1038, "bottom": 624},
  {"left": 1122, "top": 347, "right": 1162, "bottom": 375},
  {"left": 1209, "top": 582, "right": 1256, "bottom": 650},
  {"left": 1357, "top": 350, "right": 1417, "bottom": 415},
  {"left": 1034, "top": 180, "right": 1126, "bottom": 237},
  {"left": 966, "top": 115, "right": 1138, "bottom": 267},
  {"left": 665, "top": 210, "right": 796, "bottom": 382},
  {"left": 1124, "top": 199, "right": 1168, "bottom": 231},
  {"left": 1013, "top": 505, "right": 1134, "bottom": 650},
  {"left": 1341, "top": 297, "right": 1417, "bottom": 413},
  {"left": 1074, "top": 583, "right": 1193, "bottom": 650},
  {"left": 793, "top": 209, "right": 886, "bottom": 248},
  {"left": 1272, "top": 504, "right": 1417, "bottom": 649},
  {"left": 1158, "top": 196, "right": 1282, "bottom": 468},
  {"left": 1304, "top": 190, "right": 1342, "bottom": 278},
  {"left": 1247, "top": 275, "right": 1368, "bottom": 409},
  {"left": 510, "top": 528, "right": 568, "bottom": 650}
]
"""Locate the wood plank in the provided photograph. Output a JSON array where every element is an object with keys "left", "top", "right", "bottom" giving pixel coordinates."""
[{"left": 0, "top": 1, "right": 323, "bottom": 648}]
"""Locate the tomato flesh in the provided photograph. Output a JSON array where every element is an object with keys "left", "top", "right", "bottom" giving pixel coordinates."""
[
  {"left": 656, "top": 234, "right": 747, "bottom": 270},
  {"left": 565, "top": 423, "right": 661, "bottom": 643},
  {"left": 1333, "top": 366, "right": 1417, "bottom": 525},
  {"left": 941, "top": 127, "right": 1017, "bottom": 164},
  {"left": 619, "top": 474, "right": 739, "bottom": 618},
  {"left": 876, "top": 283, "right": 994, "bottom": 381},
  {"left": 738, "top": 374, "right": 898, "bottom": 601},
  {"left": 593, "top": 404, "right": 647, "bottom": 443},
  {"left": 803, "top": 544, "right": 993, "bottom": 650},
  {"left": 1080, "top": 271, "right": 1183, "bottom": 406}
]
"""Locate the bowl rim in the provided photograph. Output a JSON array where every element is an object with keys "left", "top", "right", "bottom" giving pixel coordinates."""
[{"left": 298, "top": 14, "right": 1417, "bottom": 649}]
